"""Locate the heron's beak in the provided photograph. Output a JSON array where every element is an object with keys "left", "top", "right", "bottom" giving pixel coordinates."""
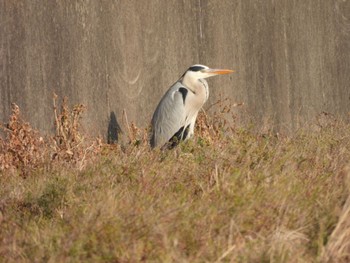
[{"left": 204, "top": 68, "right": 234, "bottom": 75}]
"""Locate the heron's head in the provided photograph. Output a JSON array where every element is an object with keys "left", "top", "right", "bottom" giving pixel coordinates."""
[{"left": 183, "top": 64, "right": 234, "bottom": 81}]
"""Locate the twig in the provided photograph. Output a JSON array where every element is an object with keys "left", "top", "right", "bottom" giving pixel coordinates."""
[
  {"left": 215, "top": 245, "right": 236, "bottom": 263},
  {"left": 78, "top": 143, "right": 95, "bottom": 171},
  {"left": 53, "top": 93, "right": 60, "bottom": 137},
  {"left": 123, "top": 109, "right": 133, "bottom": 142}
]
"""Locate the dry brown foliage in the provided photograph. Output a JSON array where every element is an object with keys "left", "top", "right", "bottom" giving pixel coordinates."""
[
  {"left": 196, "top": 97, "right": 244, "bottom": 145},
  {"left": 0, "top": 103, "right": 45, "bottom": 176},
  {"left": 0, "top": 95, "right": 102, "bottom": 176},
  {"left": 51, "top": 94, "right": 101, "bottom": 167}
]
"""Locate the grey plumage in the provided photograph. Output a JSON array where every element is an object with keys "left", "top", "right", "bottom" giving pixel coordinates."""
[{"left": 150, "top": 64, "right": 234, "bottom": 149}]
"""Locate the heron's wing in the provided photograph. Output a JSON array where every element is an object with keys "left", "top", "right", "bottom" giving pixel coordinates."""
[{"left": 151, "top": 82, "right": 189, "bottom": 148}]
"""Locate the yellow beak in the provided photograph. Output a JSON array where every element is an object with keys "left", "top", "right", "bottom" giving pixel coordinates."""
[{"left": 204, "top": 68, "right": 235, "bottom": 75}]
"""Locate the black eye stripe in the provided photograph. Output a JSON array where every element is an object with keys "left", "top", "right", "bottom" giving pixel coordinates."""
[{"left": 188, "top": 66, "right": 205, "bottom": 72}]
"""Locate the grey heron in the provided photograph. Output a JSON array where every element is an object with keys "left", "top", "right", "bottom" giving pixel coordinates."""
[{"left": 150, "top": 64, "right": 234, "bottom": 149}]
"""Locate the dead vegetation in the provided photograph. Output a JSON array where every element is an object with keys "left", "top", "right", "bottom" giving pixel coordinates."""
[
  {"left": 51, "top": 94, "right": 101, "bottom": 168},
  {"left": 0, "top": 95, "right": 101, "bottom": 176},
  {"left": 0, "top": 103, "right": 45, "bottom": 176},
  {"left": 0, "top": 97, "right": 350, "bottom": 262}
]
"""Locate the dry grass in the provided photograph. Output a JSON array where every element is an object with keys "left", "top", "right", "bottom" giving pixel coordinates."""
[
  {"left": 322, "top": 165, "right": 350, "bottom": 263},
  {"left": 0, "top": 98, "right": 350, "bottom": 262}
]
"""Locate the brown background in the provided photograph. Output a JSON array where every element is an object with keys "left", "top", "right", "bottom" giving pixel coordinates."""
[{"left": 1, "top": 0, "right": 349, "bottom": 140}]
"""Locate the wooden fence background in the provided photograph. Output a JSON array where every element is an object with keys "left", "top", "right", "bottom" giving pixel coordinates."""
[{"left": 1, "top": 0, "right": 349, "bottom": 140}]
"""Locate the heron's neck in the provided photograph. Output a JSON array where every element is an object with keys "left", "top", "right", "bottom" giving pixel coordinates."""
[{"left": 182, "top": 77, "right": 208, "bottom": 98}]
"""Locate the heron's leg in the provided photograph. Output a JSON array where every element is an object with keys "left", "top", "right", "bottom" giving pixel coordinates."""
[{"left": 187, "top": 113, "right": 198, "bottom": 139}]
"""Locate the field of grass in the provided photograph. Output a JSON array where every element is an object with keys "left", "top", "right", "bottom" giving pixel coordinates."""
[{"left": 1, "top": 100, "right": 350, "bottom": 262}]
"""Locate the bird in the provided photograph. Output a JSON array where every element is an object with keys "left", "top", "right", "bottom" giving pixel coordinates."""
[{"left": 150, "top": 64, "right": 234, "bottom": 149}]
